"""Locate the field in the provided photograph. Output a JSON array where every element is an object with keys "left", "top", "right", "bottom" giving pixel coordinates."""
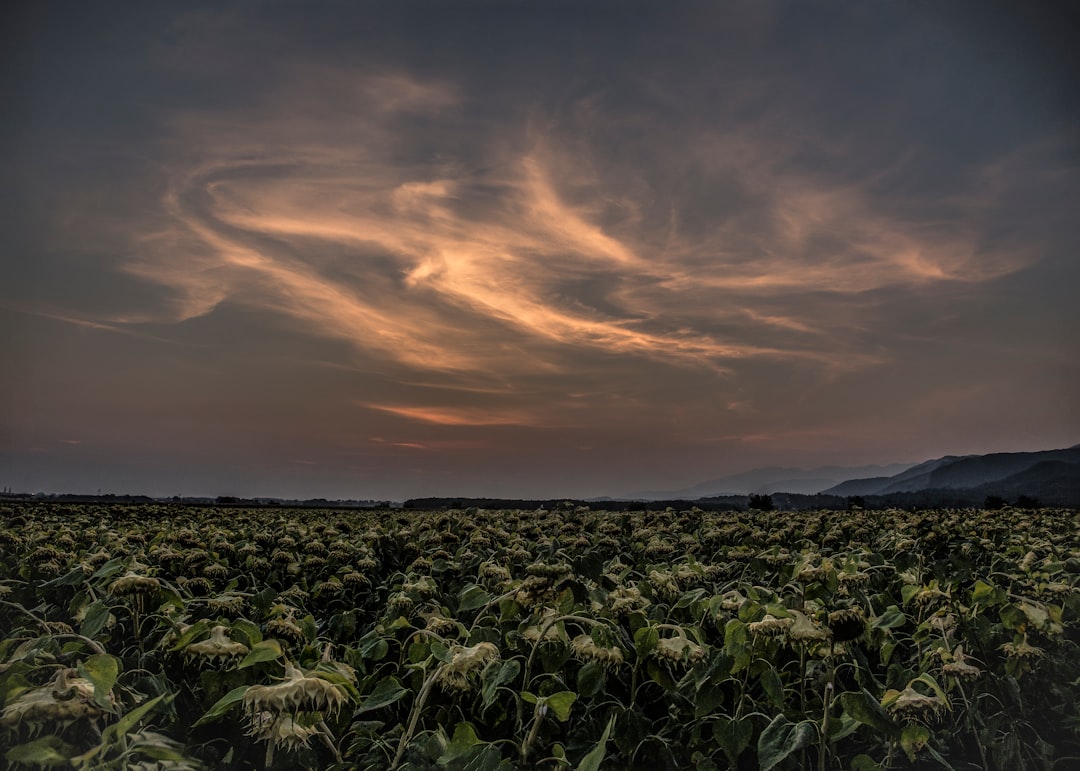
[{"left": 1, "top": 502, "right": 1077, "bottom": 770}]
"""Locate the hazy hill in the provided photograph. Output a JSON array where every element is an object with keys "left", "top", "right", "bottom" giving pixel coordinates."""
[
  {"left": 631, "top": 462, "right": 913, "bottom": 499},
  {"left": 823, "top": 446, "right": 1080, "bottom": 499},
  {"left": 965, "top": 460, "right": 1080, "bottom": 504}
]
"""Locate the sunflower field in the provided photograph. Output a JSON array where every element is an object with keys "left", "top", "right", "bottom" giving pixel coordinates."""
[{"left": 1, "top": 502, "right": 1077, "bottom": 770}]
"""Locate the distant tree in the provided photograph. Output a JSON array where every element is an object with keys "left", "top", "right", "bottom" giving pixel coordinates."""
[
  {"left": 1015, "top": 494, "right": 1041, "bottom": 509},
  {"left": 983, "top": 495, "right": 1007, "bottom": 510},
  {"left": 748, "top": 493, "right": 774, "bottom": 511},
  {"left": 846, "top": 496, "right": 865, "bottom": 511}
]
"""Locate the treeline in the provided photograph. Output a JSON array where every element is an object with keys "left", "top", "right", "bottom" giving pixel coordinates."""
[
  {"left": 401, "top": 497, "right": 747, "bottom": 512},
  {"left": 403, "top": 490, "right": 1060, "bottom": 512}
]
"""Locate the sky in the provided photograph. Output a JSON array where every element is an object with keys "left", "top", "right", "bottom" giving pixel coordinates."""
[{"left": 2, "top": 1, "right": 1078, "bottom": 501}]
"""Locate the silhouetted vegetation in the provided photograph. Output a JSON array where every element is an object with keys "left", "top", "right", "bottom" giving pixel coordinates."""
[{"left": 747, "top": 492, "right": 774, "bottom": 511}]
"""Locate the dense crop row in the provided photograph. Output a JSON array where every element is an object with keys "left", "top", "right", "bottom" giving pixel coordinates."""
[{"left": 1, "top": 502, "right": 1077, "bottom": 769}]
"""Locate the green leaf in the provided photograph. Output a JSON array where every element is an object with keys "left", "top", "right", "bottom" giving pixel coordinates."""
[
  {"left": 910, "top": 673, "right": 950, "bottom": 707},
  {"left": 694, "top": 682, "right": 725, "bottom": 718},
  {"left": 431, "top": 641, "right": 451, "bottom": 662},
  {"left": 170, "top": 619, "right": 212, "bottom": 652},
  {"left": 458, "top": 584, "right": 491, "bottom": 612},
  {"left": 230, "top": 618, "right": 262, "bottom": 647},
  {"left": 357, "top": 630, "right": 389, "bottom": 661},
  {"left": 194, "top": 685, "right": 249, "bottom": 726},
  {"left": 5, "top": 736, "right": 79, "bottom": 767},
  {"left": 972, "top": 580, "right": 1005, "bottom": 606},
  {"left": 712, "top": 716, "right": 752, "bottom": 764},
  {"left": 634, "top": 626, "right": 659, "bottom": 657},
  {"left": 577, "top": 714, "right": 616, "bottom": 771},
  {"left": 461, "top": 744, "right": 502, "bottom": 771},
  {"left": 45, "top": 567, "right": 89, "bottom": 587},
  {"left": 871, "top": 605, "right": 906, "bottom": 630},
  {"left": 647, "top": 661, "right": 677, "bottom": 691},
  {"left": 77, "top": 653, "right": 119, "bottom": 708},
  {"left": 481, "top": 659, "right": 520, "bottom": 710},
  {"left": 1018, "top": 602, "right": 1049, "bottom": 630},
  {"left": 102, "top": 693, "right": 167, "bottom": 745},
  {"left": 1000, "top": 603, "right": 1027, "bottom": 631},
  {"left": 543, "top": 691, "right": 577, "bottom": 722},
  {"left": 357, "top": 676, "right": 408, "bottom": 713},
  {"left": 758, "top": 713, "right": 817, "bottom": 771},
  {"left": 840, "top": 689, "right": 898, "bottom": 735},
  {"left": 577, "top": 661, "right": 605, "bottom": 698},
  {"left": 851, "top": 753, "right": 883, "bottom": 771},
  {"left": 237, "top": 638, "right": 282, "bottom": 669},
  {"left": 760, "top": 666, "right": 785, "bottom": 709},
  {"left": 125, "top": 730, "right": 192, "bottom": 762},
  {"left": 79, "top": 600, "right": 111, "bottom": 639},
  {"left": 674, "top": 588, "right": 707, "bottom": 609},
  {"left": 724, "top": 618, "right": 748, "bottom": 652},
  {"left": 900, "top": 724, "right": 931, "bottom": 763},
  {"left": 91, "top": 556, "right": 127, "bottom": 580},
  {"left": 439, "top": 721, "right": 483, "bottom": 763},
  {"left": 828, "top": 713, "right": 860, "bottom": 743}
]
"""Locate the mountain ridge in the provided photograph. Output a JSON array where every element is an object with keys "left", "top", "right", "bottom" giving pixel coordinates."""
[
  {"left": 631, "top": 445, "right": 1079, "bottom": 506},
  {"left": 630, "top": 462, "right": 915, "bottom": 499},
  {"left": 822, "top": 447, "right": 1080, "bottom": 497}
]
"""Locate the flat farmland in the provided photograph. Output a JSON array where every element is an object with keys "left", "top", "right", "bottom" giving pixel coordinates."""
[{"left": 1, "top": 502, "right": 1077, "bottom": 770}]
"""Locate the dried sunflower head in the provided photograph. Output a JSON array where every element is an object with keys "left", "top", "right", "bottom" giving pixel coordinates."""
[
  {"left": 266, "top": 612, "right": 306, "bottom": 645},
  {"left": 884, "top": 684, "right": 948, "bottom": 724},
  {"left": 242, "top": 660, "right": 348, "bottom": 717},
  {"left": 185, "top": 626, "right": 249, "bottom": 663},
  {"left": 827, "top": 607, "right": 866, "bottom": 642},
  {"left": 748, "top": 614, "right": 794, "bottom": 638},
  {"left": 838, "top": 570, "right": 870, "bottom": 589},
  {"left": 655, "top": 629, "right": 706, "bottom": 666},
  {"left": 571, "top": 635, "right": 624, "bottom": 668},
  {"left": 179, "top": 576, "right": 212, "bottom": 597},
  {"left": 941, "top": 645, "right": 981, "bottom": 681},
  {"left": 109, "top": 570, "right": 160, "bottom": 598},
  {"left": 434, "top": 642, "right": 499, "bottom": 692},
  {"left": 647, "top": 570, "right": 680, "bottom": 601},
  {"left": 207, "top": 592, "right": 247, "bottom": 615},
  {"left": 719, "top": 590, "right": 747, "bottom": 612},
  {"left": 247, "top": 712, "right": 321, "bottom": 751},
  {"left": 786, "top": 610, "right": 831, "bottom": 644},
  {"left": 0, "top": 667, "right": 114, "bottom": 731},
  {"left": 423, "top": 613, "right": 458, "bottom": 635},
  {"left": 794, "top": 557, "right": 833, "bottom": 584},
  {"left": 203, "top": 563, "right": 230, "bottom": 581},
  {"left": 607, "top": 586, "right": 649, "bottom": 616},
  {"left": 1000, "top": 636, "right": 1044, "bottom": 661}
]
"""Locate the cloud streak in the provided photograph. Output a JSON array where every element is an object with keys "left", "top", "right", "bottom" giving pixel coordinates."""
[{"left": 116, "top": 66, "right": 1040, "bottom": 400}]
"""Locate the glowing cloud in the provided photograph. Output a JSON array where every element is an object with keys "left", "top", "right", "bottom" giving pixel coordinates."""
[{"left": 111, "top": 65, "right": 1039, "bottom": 402}]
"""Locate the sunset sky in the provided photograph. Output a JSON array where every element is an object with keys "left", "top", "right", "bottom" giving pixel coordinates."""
[{"left": 3, "top": 1, "right": 1078, "bottom": 500}]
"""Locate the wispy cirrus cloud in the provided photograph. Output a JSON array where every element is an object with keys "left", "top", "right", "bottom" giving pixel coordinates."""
[
  {"left": 363, "top": 403, "right": 540, "bottom": 428},
  {"left": 113, "top": 65, "right": 1040, "bottom": 400}
]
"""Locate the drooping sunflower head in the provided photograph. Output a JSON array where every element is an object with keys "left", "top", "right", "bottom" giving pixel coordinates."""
[
  {"left": 185, "top": 625, "right": 249, "bottom": 663},
  {"left": 242, "top": 660, "right": 348, "bottom": 717},
  {"left": 434, "top": 642, "right": 499, "bottom": 692},
  {"left": 571, "top": 634, "right": 624, "bottom": 668}
]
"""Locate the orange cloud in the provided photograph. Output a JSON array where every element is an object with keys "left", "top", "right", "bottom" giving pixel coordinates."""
[
  {"left": 110, "top": 68, "right": 1036, "bottom": 405},
  {"left": 363, "top": 403, "right": 542, "bottom": 427}
]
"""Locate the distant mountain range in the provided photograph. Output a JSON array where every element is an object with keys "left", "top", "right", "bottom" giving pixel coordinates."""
[
  {"left": 822, "top": 445, "right": 1080, "bottom": 502},
  {"left": 631, "top": 462, "right": 915, "bottom": 499},
  {"left": 631, "top": 445, "right": 1080, "bottom": 506}
]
